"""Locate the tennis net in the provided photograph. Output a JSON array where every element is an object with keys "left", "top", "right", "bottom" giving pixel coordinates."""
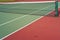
[{"left": 0, "top": 1, "right": 58, "bottom": 16}]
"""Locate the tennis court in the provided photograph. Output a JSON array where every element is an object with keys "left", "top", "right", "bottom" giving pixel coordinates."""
[{"left": 0, "top": 1, "right": 60, "bottom": 40}]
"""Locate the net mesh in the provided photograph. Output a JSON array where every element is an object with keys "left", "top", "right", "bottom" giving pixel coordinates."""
[{"left": 0, "top": 1, "right": 56, "bottom": 16}]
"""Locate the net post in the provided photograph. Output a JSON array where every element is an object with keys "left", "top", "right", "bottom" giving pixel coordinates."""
[{"left": 55, "top": 0, "right": 59, "bottom": 16}]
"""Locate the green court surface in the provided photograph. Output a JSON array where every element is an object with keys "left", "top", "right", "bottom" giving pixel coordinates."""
[{"left": 0, "top": 2, "right": 60, "bottom": 39}]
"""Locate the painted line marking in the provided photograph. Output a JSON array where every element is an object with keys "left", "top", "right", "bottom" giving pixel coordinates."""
[
  {"left": 2, "top": 10, "right": 53, "bottom": 40},
  {"left": 0, "top": 5, "right": 54, "bottom": 40},
  {"left": 0, "top": 1, "right": 55, "bottom": 4},
  {"left": 0, "top": 5, "right": 53, "bottom": 27},
  {"left": 0, "top": 39, "right": 3, "bottom": 40}
]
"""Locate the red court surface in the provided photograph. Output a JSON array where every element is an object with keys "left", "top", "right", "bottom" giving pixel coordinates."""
[{"left": 3, "top": 9, "right": 60, "bottom": 40}]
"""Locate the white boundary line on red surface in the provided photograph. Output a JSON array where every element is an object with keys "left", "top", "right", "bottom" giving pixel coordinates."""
[
  {"left": 1, "top": 5, "right": 54, "bottom": 40},
  {"left": 0, "top": 1, "right": 55, "bottom": 4}
]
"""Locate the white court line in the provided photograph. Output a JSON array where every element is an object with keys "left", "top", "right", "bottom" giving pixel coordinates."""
[
  {"left": 0, "top": 5, "right": 54, "bottom": 40},
  {"left": 0, "top": 5, "right": 53, "bottom": 27},
  {"left": 0, "top": 39, "right": 2, "bottom": 40},
  {"left": 2, "top": 10, "right": 54, "bottom": 40},
  {"left": 0, "top": 15, "right": 26, "bottom": 26}
]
